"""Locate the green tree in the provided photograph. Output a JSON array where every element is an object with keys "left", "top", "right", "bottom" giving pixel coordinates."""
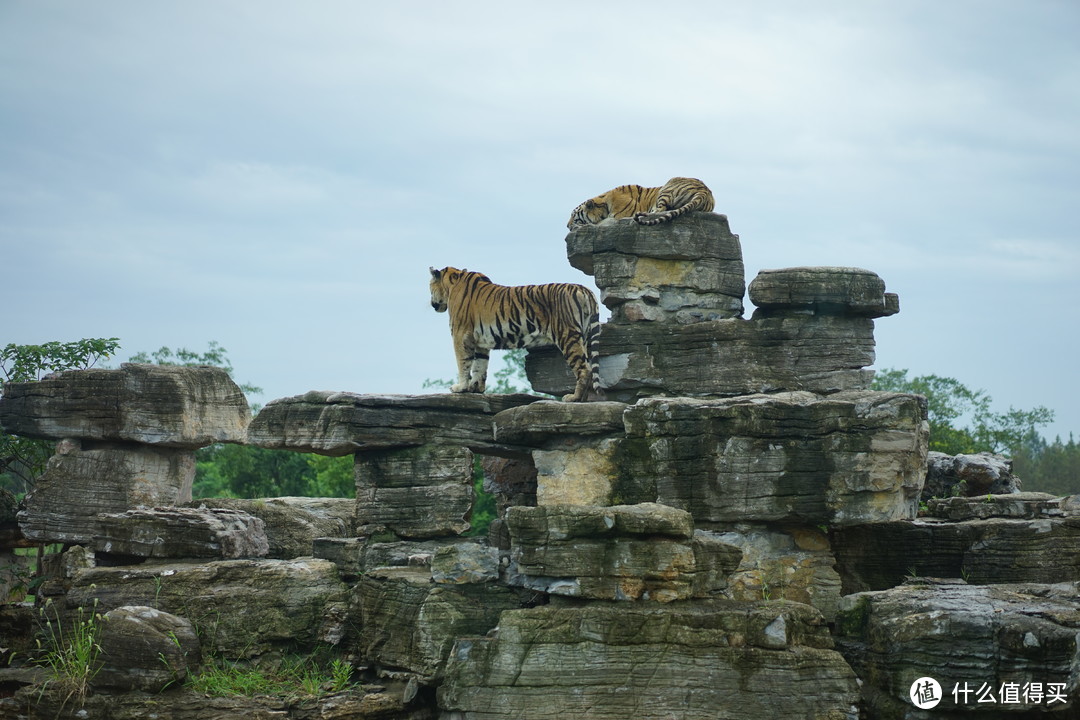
[
  {"left": 1012, "top": 434, "right": 1080, "bottom": 495},
  {"left": 1, "top": 338, "right": 120, "bottom": 494},
  {"left": 871, "top": 368, "right": 1053, "bottom": 456}
]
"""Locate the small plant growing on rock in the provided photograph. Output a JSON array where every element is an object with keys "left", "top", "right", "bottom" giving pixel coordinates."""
[{"left": 34, "top": 597, "right": 103, "bottom": 706}]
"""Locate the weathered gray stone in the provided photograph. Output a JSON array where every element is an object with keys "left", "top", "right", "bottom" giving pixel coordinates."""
[
  {"left": 431, "top": 543, "right": 501, "bottom": 584},
  {"left": 527, "top": 313, "right": 882, "bottom": 403},
  {"left": 748, "top": 266, "right": 899, "bottom": 318},
  {"left": 924, "top": 450, "right": 1021, "bottom": 500},
  {"left": 835, "top": 580, "right": 1080, "bottom": 717},
  {"left": 621, "top": 391, "right": 928, "bottom": 527},
  {"left": 926, "top": 491, "right": 1067, "bottom": 521},
  {"left": 353, "top": 567, "right": 520, "bottom": 682},
  {"left": 193, "top": 496, "right": 354, "bottom": 559},
  {"left": 248, "top": 391, "right": 540, "bottom": 456},
  {"left": 93, "top": 507, "right": 268, "bottom": 559},
  {"left": 95, "top": 605, "right": 201, "bottom": 692},
  {"left": 492, "top": 400, "right": 627, "bottom": 445},
  {"left": 439, "top": 600, "right": 860, "bottom": 720},
  {"left": 64, "top": 558, "right": 346, "bottom": 659},
  {"left": 832, "top": 515, "right": 1080, "bottom": 594},
  {"left": 0, "top": 364, "right": 250, "bottom": 447},
  {"left": 355, "top": 445, "right": 475, "bottom": 539},
  {"left": 566, "top": 212, "right": 746, "bottom": 324},
  {"left": 710, "top": 524, "right": 843, "bottom": 621},
  {"left": 506, "top": 504, "right": 738, "bottom": 602},
  {"left": 18, "top": 440, "right": 196, "bottom": 544}
]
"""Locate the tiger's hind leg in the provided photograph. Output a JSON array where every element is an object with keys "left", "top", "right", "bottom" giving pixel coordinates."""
[{"left": 557, "top": 332, "right": 595, "bottom": 403}]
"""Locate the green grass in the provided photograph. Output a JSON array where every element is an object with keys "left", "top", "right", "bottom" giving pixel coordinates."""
[
  {"left": 188, "top": 654, "right": 355, "bottom": 698},
  {"left": 35, "top": 598, "right": 103, "bottom": 705}
]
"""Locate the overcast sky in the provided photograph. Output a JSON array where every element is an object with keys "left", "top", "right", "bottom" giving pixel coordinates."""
[{"left": 3, "top": 1, "right": 1078, "bottom": 441}]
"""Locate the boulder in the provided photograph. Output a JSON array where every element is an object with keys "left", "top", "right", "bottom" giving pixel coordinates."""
[
  {"left": 64, "top": 558, "right": 347, "bottom": 659},
  {"left": 565, "top": 212, "right": 745, "bottom": 324},
  {"left": 313, "top": 536, "right": 485, "bottom": 579},
  {"left": 92, "top": 507, "right": 269, "bottom": 559},
  {"left": 431, "top": 542, "right": 501, "bottom": 584},
  {"left": 18, "top": 440, "right": 196, "bottom": 544},
  {"left": 247, "top": 391, "right": 540, "bottom": 456},
  {"left": 438, "top": 600, "right": 860, "bottom": 720},
  {"left": 923, "top": 451, "right": 1021, "bottom": 500},
  {"left": 95, "top": 605, "right": 201, "bottom": 692},
  {"left": 355, "top": 445, "right": 475, "bottom": 539},
  {"left": 352, "top": 566, "right": 520, "bottom": 682},
  {"left": 193, "top": 496, "right": 354, "bottom": 559},
  {"left": 622, "top": 391, "right": 928, "bottom": 527},
  {"left": 0, "top": 364, "right": 250, "bottom": 447},
  {"left": 835, "top": 580, "right": 1080, "bottom": 716}
]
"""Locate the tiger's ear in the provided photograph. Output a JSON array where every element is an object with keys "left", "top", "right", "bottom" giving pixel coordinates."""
[{"left": 429, "top": 266, "right": 441, "bottom": 279}]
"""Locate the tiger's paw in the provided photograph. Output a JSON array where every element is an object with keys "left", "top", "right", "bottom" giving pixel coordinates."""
[{"left": 450, "top": 383, "right": 469, "bottom": 393}]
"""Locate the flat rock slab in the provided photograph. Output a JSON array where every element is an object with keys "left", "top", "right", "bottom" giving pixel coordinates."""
[
  {"left": 248, "top": 391, "right": 542, "bottom": 455},
  {"left": 926, "top": 492, "right": 1072, "bottom": 521},
  {"left": 64, "top": 558, "right": 347, "bottom": 659},
  {"left": 832, "top": 515, "right": 1080, "bottom": 593},
  {"left": 492, "top": 400, "right": 628, "bottom": 445},
  {"left": 93, "top": 506, "right": 269, "bottom": 559},
  {"left": 0, "top": 363, "right": 250, "bottom": 447},
  {"left": 748, "top": 266, "right": 899, "bottom": 317},
  {"left": 836, "top": 580, "right": 1080, "bottom": 716},
  {"left": 527, "top": 313, "right": 882, "bottom": 403},
  {"left": 621, "top": 391, "right": 928, "bottom": 527},
  {"left": 438, "top": 600, "right": 860, "bottom": 720}
]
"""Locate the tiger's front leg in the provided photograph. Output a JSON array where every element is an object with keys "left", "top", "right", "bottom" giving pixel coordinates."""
[{"left": 451, "top": 337, "right": 489, "bottom": 393}]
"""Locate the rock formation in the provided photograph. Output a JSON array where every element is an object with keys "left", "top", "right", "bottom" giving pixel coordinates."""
[{"left": 1, "top": 211, "right": 1075, "bottom": 718}]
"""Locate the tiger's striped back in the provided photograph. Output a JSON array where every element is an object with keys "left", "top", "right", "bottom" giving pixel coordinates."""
[
  {"left": 429, "top": 266, "right": 602, "bottom": 402},
  {"left": 567, "top": 177, "right": 714, "bottom": 229}
]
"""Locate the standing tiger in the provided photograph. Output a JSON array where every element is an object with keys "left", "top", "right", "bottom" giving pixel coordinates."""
[
  {"left": 566, "top": 176, "right": 715, "bottom": 229},
  {"left": 429, "top": 266, "right": 602, "bottom": 402}
]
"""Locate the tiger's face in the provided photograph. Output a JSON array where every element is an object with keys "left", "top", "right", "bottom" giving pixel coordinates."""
[
  {"left": 429, "top": 266, "right": 452, "bottom": 312},
  {"left": 566, "top": 198, "right": 610, "bottom": 230}
]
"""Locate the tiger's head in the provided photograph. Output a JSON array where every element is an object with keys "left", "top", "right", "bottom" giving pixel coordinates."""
[
  {"left": 429, "top": 266, "right": 456, "bottom": 313},
  {"left": 566, "top": 197, "right": 610, "bottom": 230}
]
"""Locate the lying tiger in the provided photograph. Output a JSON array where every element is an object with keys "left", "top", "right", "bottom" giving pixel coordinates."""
[
  {"left": 567, "top": 176, "right": 715, "bottom": 229},
  {"left": 429, "top": 266, "right": 602, "bottom": 402}
]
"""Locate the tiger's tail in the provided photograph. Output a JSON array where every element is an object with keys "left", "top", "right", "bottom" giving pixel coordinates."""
[
  {"left": 585, "top": 303, "right": 603, "bottom": 400},
  {"left": 633, "top": 194, "right": 708, "bottom": 226}
]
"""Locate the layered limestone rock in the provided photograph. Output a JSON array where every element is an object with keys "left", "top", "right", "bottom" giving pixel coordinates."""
[
  {"left": 438, "top": 600, "right": 861, "bottom": 720},
  {"left": 565, "top": 212, "right": 746, "bottom": 324},
  {"left": 59, "top": 557, "right": 347, "bottom": 659},
  {"left": 505, "top": 503, "right": 741, "bottom": 602},
  {"left": 352, "top": 566, "right": 520, "bottom": 682},
  {"left": 529, "top": 217, "right": 899, "bottom": 403},
  {"left": 2, "top": 365, "right": 253, "bottom": 547},
  {"left": 355, "top": 445, "right": 476, "bottom": 538},
  {"left": 622, "top": 391, "right": 929, "bottom": 527},
  {"left": 0, "top": 363, "right": 250, "bottom": 447},
  {"left": 18, "top": 440, "right": 197, "bottom": 544},
  {"left": 192, "top": 496, "right": 354, "bottom": 559},
  {"left": 92, "top": 506, "right": 269, "bottom": 560},
  {"left": 247, "top": 391, "right": 540, "bottom": 455},
  {"left": 835, "top": 579, "right": 1080, "bottom": 717},
  {"left": 832, "top": 495, "right": 1080, "bottom": 593}
]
